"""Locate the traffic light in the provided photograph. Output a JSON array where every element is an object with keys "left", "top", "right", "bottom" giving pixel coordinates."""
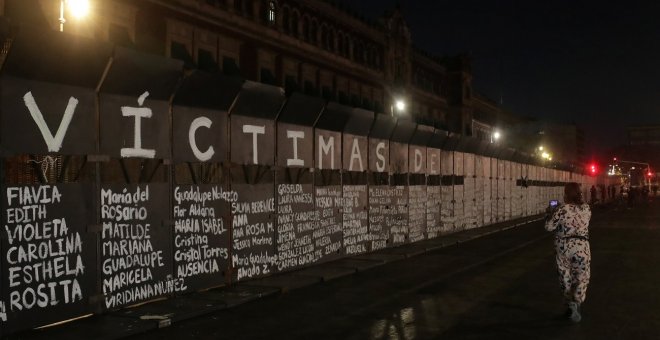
[
  {"left": 589, "top": 163, "right": 598, "bottom": 176},
  {"left": 648, "top": 170, "right": 653, "bottom": 177}
]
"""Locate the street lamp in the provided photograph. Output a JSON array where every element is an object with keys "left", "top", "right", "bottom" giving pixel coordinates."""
[
  {"left": 59, "top": 0, "right": 91, "bottom": 32},
  {"left": 390, "top": 98, "right": 406, "bottom": 117},
  {"left": 490, "top": 130, "right": 501, "bottom": 143}
]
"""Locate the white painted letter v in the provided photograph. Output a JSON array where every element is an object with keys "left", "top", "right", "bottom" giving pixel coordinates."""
[{"left": 23, "top": 91, "right": 79, "bottom": 152}]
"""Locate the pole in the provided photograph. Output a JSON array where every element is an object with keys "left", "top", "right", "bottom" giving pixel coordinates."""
[{"left": 59, "top": 0, "right": 66, "bottom": 32}]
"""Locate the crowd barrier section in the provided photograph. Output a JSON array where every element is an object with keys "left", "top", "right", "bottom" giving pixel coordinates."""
[
  {"left": 227, "top": 81, "right": 283, "bottom": 282},
  {"left": 454, "top": 151, "right": 466, "bottom": 231},
  {"left": 340, "top": 106, "right": 373, "bottom": 256},
  {"left": 312, "top": 105, "right": 345, "bottom": 260},
  {"left": 540, "top": 167, "right": 547, "bottom": 210},
  {"left": 539, "top": 167, "right": 545, "bottom": 210},
  {"left": 389, "top": 120, "right": 416, "bottom": 245},
  {"left": 483, "top": 156, "right": 493, "bottom": 225},
  {"left": 313, "top": 102, "right": 348, "bottom": 264},
  {"left": 171, "top": 71, "right": 240, "bottom": 292},
  {"left": 530, "top": 165, "right": 539, "bottom": 214},
  {"left": 475, "top": 154, "right": 485, "bottom": 228},
  {"left": 497, "top": 157, "right": 506, "bottom": 222},
  {"left": 0, "top": 28, "right": 598, "bottom": 335},
  {"left": 0, "top": 30, "right": 109, "bottom": 335},
  {"left": 440, "top": 142, "right": 455, "bottom": 233},
  {"left": 425, "top": 130, "right": 445, "bottom": 238},
  {"left": 520, "top": 156, "right": 530, "bottom": 216},
  {"left": 408, "top": 125, "right": 433, "bottom": 242},
  {"left": 512, "top": 161, "right": 521, "bottom": 218},
  {"left": 506, "top": 159, "right": 514, "bottom": 220},
  {"left": 275, "top": 93, "right": 327, "bottom": 273},
  {"left": 463, "top": 151, "right": 476, "bottom": 230},
  {"left": 367, "top": 114, "right": 396, "bottom": 250},
  {"left": 544, "top": 168, "right": 550, "bottom": 209},
  {"left": 489, "top": 156, "right": 497, "bottom": 223}
]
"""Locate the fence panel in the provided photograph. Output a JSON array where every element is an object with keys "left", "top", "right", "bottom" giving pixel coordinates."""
[
  {"left": 227, "top": 83, "right": 282, "bottom": 282},
  {"left": 367, "top": 114, "right": 396, "bottom": 250},
  {"left": 313, "top": 107, "right": 346, "bottom": 264},
  {"left": 453, "top": 152, "right": 465, "bottom": 231},
  {"left": 341, "top": 107, "right": 373, "bottom": 256},
  {"left": 475, "top": 155, "right": 485, "bottom": 227},
  {"left": 440, "top": 151, "right": 454, "bottom": 233},
  {"left": 388, "top": 120, "right": 415, "bottom": 245},
  {"left": 483, "top": 157, "right": 492, "bottom": 225},
  {"left": 408, "top": 125, "right": 433, "bottom": 242},
  {"left": 171, "top": 71, "right": 239, "bottom": 292},
  {"left": 426, "top": 136, "right": 443, "bottom": 238}
]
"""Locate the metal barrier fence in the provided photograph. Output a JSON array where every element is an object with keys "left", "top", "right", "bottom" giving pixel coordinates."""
[{"left": 0, "top": 28, "right": 599, "bottom": 335}]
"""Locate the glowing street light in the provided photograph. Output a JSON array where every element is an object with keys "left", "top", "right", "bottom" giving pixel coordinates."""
[
  {"left": 390, "top": 98, "right": 406, "bottom": 117},
  {"left": 69, "top": 0, "right": 90, "bottom": 18},
  {"left": 538, "top": 146, "right": 544, "bottom": 151},
  {"left": 490, "top": 130, "right": 501, "bottom": 143},
  {"left": 59, "top": 0, "right": 91, "bottom": 32}
]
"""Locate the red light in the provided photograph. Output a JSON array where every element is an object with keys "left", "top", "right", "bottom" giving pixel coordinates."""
[
  {"left": 613, "top": 157, "right": 617, "bottom": 161},
  {"left": 589, "top": 163, "right": 597, "bottom": 175},
  {"left": 648, "top": 172, "right": 653, "bottom": 177}
]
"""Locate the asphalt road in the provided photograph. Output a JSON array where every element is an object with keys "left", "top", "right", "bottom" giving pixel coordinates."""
[{"left": 131, "top": 199, "right": 660, "bottom": 339}]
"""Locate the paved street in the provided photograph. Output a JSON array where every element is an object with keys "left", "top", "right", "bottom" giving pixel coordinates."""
[{"left": 124, "top": 200, "right": 660, "bottom": 340}]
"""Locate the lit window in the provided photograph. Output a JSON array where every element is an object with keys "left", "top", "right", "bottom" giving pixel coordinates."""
[{"left": 268, "top": 1, "right": 276, "bottom": 23}]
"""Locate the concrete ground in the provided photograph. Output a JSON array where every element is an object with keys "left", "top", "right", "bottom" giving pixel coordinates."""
[{"left": 119, "top": 199, "right": 660, "bottom": 340}]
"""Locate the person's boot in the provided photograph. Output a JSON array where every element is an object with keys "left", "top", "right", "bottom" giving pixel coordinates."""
[{"left": 568, "top": 302, "right": 581, "bottom": 323}]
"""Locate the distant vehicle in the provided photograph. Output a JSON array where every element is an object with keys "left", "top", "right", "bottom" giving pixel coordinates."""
[{"left": 629, "top": 168, "right": 647, "bottom": 188}]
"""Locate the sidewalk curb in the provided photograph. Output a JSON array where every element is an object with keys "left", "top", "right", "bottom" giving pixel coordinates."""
[{"left": 14, "top": 215, "right": 546, "bottom": 340}]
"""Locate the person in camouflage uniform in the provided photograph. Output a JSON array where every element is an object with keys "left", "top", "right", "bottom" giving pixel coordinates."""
[{"left": 545, "top": 182, "right": 592, "bottom": 323}]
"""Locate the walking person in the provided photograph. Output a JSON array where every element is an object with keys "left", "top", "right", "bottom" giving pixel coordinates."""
[
  {"left": 545, "top": 182, "right": 592, "bottom": 323},
  {"left": 590, "top": 185, "right": 597, "bottom": 204}
]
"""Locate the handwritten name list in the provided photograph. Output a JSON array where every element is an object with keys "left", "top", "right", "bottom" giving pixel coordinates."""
[
  {"left": 173, "top": 185, "right": 231, "bottom": 290},
  {"left": 231, "top": 185, "right": 277, "bottom": 281},
  {"left": 408, "top": 185, "right": 426, "bottom": 243},
  {"left": 101, "top": 185, "right": 184, "bottom": 309},
  {"left": 315, "top": 186, "right": 343, "bottom": 260},
  {"left": 3, "top": 185, "right": 85, "bottom": 318},
  {"left": 342, "top": 185, "right": 369, "bottom": 255},
  {"left": 276, "top": 184, "right": 320, "bottom": 271}
]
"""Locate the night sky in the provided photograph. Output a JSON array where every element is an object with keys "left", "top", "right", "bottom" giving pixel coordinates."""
[{"left": 352, "top": 0, "right": 660, "bottom": 158}]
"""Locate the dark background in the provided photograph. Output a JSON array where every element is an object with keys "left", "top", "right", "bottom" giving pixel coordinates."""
[{"left": 351, "top": 0, "right": 660, "bottom": 159}]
